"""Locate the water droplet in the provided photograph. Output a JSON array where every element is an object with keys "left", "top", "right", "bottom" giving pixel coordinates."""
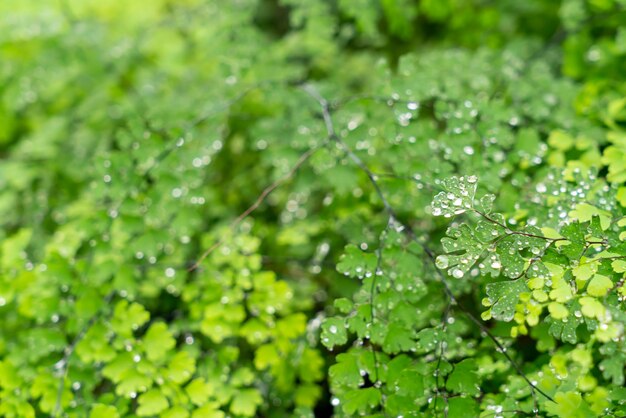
[{"left": 435, "top": 255, "right": 449, "bottom": 269}]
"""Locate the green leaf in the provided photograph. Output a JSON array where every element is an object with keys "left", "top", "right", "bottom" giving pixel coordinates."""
[
  {"left": 431, "top": 175, "right": 478, "bottom": 218},
  {"left": 201, "top": 303, "right": 246, "bottom": 343},
  {"left": 568, "top": 203, "right": 611, "bottom": 230},
  {"left": 102, "top": 353, "right": 133, "bottom": 383},
  {"left": 496, "top": 228, "right": 545, "bottom": 279},
  {"left": 573, "top": 260, "right": 598, "bottom": 281},
  {"left": 321, "top": 317, "right": 348, "bottom": 348},
  {"left": 334, "top": 298, "right": 353, "bottom": 313},
  {"left": 548, "top": 302, "right": 569, "bottom": 320},
  {"left": 329, "top": 353, "right": 363, "bottom": 389},
  {"left": 603, "top": 139, "right": 626, "bottom": 183},
  {"left": 559, "top": 223, "right": 586, "bottom": 260},
  {"left": 484, "top": 280, "right": 527, "bottom": 321},
  {"left": 136, "top": 389, "right": 169, "bottom": 416},
  {"left": 549, "top": 272, "right": 574, "bottom": 303},
  {"left": 161, "top": 406, "right": 190, "bottom": 418},
  {"left": 185, "top": 378, "right": 214, "bottom": 406},
  {"left": 415, "top": 328, "right": 443, "bottom": 353},
  {"left": 254, "top": 344, "right": 280, "bottom": 370},
  {"left": 437, "top": 224, "right": 487, "bottom": 279},
  {"left": 545, "top": 391, "right": 595, "bottom": 418},
  {"left": 142, "top": 322, "right": 176, "bottom": 362},
  {"left": 448, "top": 397, "right": 478, "bottom": 418},
  {"left": 75, "top": 322, "right": 115, "bottom": 363},
  {"left": 617, "top": 187, "right": 626, "bottom": 207},
  {"left": 230, "top": 388, "right": 263, "bottom": 417},
  {"left": 580, "top": 296, "right": 605, "bottom": 319},
  {"left": 611, "top": 258, "right": 626, "bottom": 273},
  {"left": 110, "top": 300, "right": 150, "bottom": 337},
  {"left": 90, "top": 404, "right": 120, "bottom": 418},
  {"left": 191, "top": 405, "right": 225, "bottom": 418},
  {"left": 548, "top": 130, "right": 574, "bottom": 151},
  {"left": 382, "top": 322, "right": 415, "bottom": 354},
  {"left": 446, "top": 359, "right": 480, "bottom": 396},
  {"left": 114, "top": 369, "right": 153, "bottom": 397},
  {"left": 599, "top": 354, "right": 625, "bottom": 385},
  {"left": 298, "top": 348, "right": 325, "bottom": 383},
  {"left": 586, "top": 274, "right": 613, "bottom": 297},
  {"left": 231, "top": 367, "right": 255, "bottom": 387},
  {"left": 336, "top": 244, "right": 378, "bottom": 279},
  {"left": 166, "top": 351, "right": 196, "bottom": 384},
  {"left": 548, "top": 315, "right": 581, "bottom": 344},
  {"left": 342, "top": 387, "right": 382, "bottom": 415},
  {"left": 294, "top": 383, "right": 322, "bottom": 408}
]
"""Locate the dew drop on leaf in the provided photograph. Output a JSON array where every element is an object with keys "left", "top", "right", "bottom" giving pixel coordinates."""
[{"left": 435, "top": 255, "right": 449, "bottom": 269}]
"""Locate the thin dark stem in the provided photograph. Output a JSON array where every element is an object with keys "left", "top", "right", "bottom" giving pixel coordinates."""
[
  {"left": 473, "top": 209, "right": 565, "bottom": 243},
  {"left": 303, "top": 85, "right": 555, "bottom": 410},
  {"left": 53, "top": 291, "right": 116, "bottom": 417},
  {"left": 370, "top": 220, "right": 393, "bottom": 417},
  {"left": 301, "top": 84, "right": 398, "bottom": 218},
  {"left": 188, "top": 145, "right": 320, "bottom": 271},
  {"left": 433, "top": 303, "right": 452, "bottom": 417}
]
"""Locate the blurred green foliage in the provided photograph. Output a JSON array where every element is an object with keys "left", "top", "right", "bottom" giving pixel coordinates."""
[{"left": 1, "top": 0, "right": 626, "bottom": 417}]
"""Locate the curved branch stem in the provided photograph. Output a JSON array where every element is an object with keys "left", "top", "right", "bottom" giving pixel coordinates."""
[{"left": 303, "top": 85, "right": 555, "bottom": 411}]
